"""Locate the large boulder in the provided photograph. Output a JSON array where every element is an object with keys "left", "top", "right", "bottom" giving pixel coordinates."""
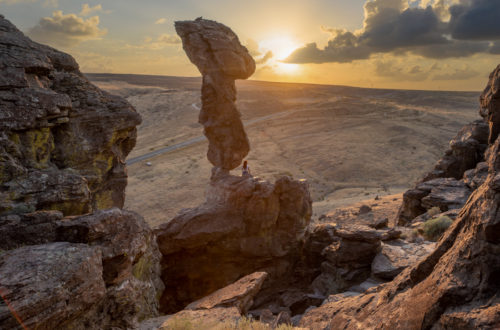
[
  {"left": 0, "top": 15, "right": 162, "bottom": 329},
  {"left": 156, "top": 173, "right": 312, "bottom": 313},
  {"left": 175, "top": 18, "right": 255, "bottom": 170}
]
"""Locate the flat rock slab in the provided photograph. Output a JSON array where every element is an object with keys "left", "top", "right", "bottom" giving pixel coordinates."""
[
  {"left": 372, "top": 240, "right": 436, "bottom": 280},
  {"left": 186, "top": 272, "right": 268, "bottom": 314}
]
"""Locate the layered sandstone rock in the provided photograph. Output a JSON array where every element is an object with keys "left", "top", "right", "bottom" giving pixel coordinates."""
[
  {"left": 0, "top": 15, "right": 140, "bottom": 215},
  {"left": 299, "top": 66, "right": 500, "bottom": 329},
  {"left": 175, "top": 18, "right": 255, "bottom": 170},
  {"left": 156, "top": 173, "right": 312, "bottom": 313},
  {"left": 0, "top": 16, "right": 162, "bottom": 329}
]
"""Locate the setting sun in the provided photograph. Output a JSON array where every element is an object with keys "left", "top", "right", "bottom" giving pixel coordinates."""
[{"left": 259, "top": 36, "right": 301, "bottom": 74}]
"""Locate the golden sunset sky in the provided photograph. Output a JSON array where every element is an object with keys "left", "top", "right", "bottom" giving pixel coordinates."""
[{"left": 2, "top": 0, "right": 499, "bottom": 91}]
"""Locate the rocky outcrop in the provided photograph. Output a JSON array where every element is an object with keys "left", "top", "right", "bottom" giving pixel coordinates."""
[
  {"left": 0, "top": 16, "right": 162, "bottom": 329},
  {"left": 371, "top": 240, "right": 436, "bottom": 280},
  {"left": 156, "top": 173, "right": 311, "bottom": 313},
  {"left": 480, "top": 64, "right": 500, "bottom": 144},
  {"left": 398, "top": 178, "right": 472, "bottom": 225},
  {"left": 422, "top": 120, "right": 488, "bottom": 181},
  {"left": 308, "top": 224, "right": 401, "bottom": 297},
  {"left": 175, "top": 18, "right": 255, "bottom": 171},
  {"left": 398, "top": 116, "right": 488, "bottom": 225},
  {"left": 299, "top": 66, "right": 500, "bottom": 329}
]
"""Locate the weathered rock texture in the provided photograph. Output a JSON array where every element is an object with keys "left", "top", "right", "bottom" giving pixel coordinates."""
[
  {"left": 156, "top": 173, "right": 312, "bottom": 313},
  {"left": 299, "top": 66, "right": 500, "bottom": 329},
  {"left": 0, "top": 15, "right": 141, "bottom": 215},
  {"left": 0, "top": 16, "right": 162, "bottom": 329},
  {"left": 175, "top": 18, "right": 255, "bottom": 170}
]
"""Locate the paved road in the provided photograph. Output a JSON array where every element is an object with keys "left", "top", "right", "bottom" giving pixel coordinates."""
[{"left": 126, "top": 107, "right": 303, "bottom": 166}]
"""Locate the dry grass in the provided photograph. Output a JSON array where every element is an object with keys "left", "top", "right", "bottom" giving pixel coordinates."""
[{"left": 166, "top": 316, "right": 297, "bottom": 330}]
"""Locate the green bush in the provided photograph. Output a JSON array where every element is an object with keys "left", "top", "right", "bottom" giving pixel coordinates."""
[
  {"left": 427, "top": 206, "right": 441, "bottom": 217},
  {"left": 422, "top": 215, "right": 453, "bottom": 241}
]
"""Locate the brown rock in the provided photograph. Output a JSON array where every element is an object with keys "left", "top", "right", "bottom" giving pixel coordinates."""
[
  {"left": 299, "top": 66, "right": 500, "bottom": 330},
  {"left": 398, "top": 178, "right": 471, "bottom": 225},
  {"left": 175, "top": 18, "right": 255, "bottom": 170},
  {"left": 423, "top": 120, "right": 488, "bottom": 181},
  {"left": 0, "top": 242, "right": 106, "bottom": 329},
  {"left": 480, "top": 64, "right": 500, "bottom": 144},
  {"left": 156, "top": 174, "right": 311, "bottom": 313},
  {"left": 185, "top": 272, "right": 268, "bottom": 314},
  {"left": 0, "top": 16, "right": 141, "bottom": 216},
  {"left": 371, "top": 240, "right": 436, "bottom": 280}
]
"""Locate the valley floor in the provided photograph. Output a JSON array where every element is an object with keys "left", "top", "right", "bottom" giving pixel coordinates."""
[{"left": 89, "top": 73, "right": 478, "bottom": 227}]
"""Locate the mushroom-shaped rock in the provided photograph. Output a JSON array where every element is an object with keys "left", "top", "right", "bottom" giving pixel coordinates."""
[{"left": 175, "top": 18, "right": 255, "bottom": 170}]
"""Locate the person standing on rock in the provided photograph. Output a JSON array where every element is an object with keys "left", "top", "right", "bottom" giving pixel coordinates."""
[{"left": 242, "top": 160, "right": 252, "bottom": 176}]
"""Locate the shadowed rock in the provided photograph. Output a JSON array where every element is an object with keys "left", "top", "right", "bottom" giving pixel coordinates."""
[
  {"left": 299, "top": 65, "right": 500, "bottom": 329},
  {"left": 0, "top": 16, "right": 162, "bottom": 329},
  {"left": 480, "top": 64, "right": 500, "bottom": 144},
  {"left": 156, "top": 174, "right": 312, "bottom": 313},
  {"left": 175, "top": 18, "right": 255, "bottom": 171}
]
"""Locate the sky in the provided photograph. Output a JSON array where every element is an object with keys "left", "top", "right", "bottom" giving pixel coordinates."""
[{"left": 1, "top": 0, "right": 499, "bottom": 91}]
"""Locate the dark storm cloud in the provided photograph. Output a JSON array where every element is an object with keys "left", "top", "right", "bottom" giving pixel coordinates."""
[
  {"left": 285, "top": 0, "right": 500, "bottom": 64},
  {"left": 449, "top": 0, "right": 500, "bottom": 41}
]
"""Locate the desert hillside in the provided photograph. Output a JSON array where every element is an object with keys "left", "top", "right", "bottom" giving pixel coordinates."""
[{"left": 89, "top": 73, "right": 479, "bottom": 227}]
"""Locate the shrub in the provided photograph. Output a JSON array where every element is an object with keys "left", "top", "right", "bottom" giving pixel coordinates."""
[
  {"left": 422, "top": 215, "right": 453, "bottom": 241},
  {"left": 427, "top": 206, "right": 441, "bottom": 217}
]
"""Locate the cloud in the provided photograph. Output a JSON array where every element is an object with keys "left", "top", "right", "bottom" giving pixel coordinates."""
[
  {"left": 155, "top": 18, "right": 167, "bottom": 24},
  {"left": 449, "top": 0, "right": 500, "bottom": 40},
  {"left": 27, "top": 10, "right": 107, "bottom": 47},
  {"left": 374, "top": 59, "right": 431, "bottom": 81},
  {"left": 286, "top": 0, "right": 500, "bottom": 64},
  {"left": 255, "top": 50, "right": 273, "bottom": 65},
  {"left": 432, "top": 65, "right": 479, "bottom": 80},
  {"left": 245, "top": 39, "right": 261, "bottom": 57},
  {"left": 157, "top": 34, "right": 180, "bottom": 44},
  {"left": 0, "top": 0, "right": 57, "bottom": 5},
  {"left": 80, "top": 3, "right": 103, "bottom": 16},
  {"left": 126, "top": 34, "right": 181, "bottom": 50}
]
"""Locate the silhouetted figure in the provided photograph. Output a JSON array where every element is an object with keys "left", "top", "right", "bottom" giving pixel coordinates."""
[{"left": 242, "top": 160, "right": 251, "bottom": 176}]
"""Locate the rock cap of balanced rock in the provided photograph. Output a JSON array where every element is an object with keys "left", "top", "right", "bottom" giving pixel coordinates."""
[
  {"left": 175, "top": 18, "right": 255, "bottom": 170},
  {"left": 175, "top": 18, "right": 255, "bottom": 79}
]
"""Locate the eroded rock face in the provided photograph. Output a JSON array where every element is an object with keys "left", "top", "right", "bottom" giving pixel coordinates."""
[
  {"left": 0, "top": 242, "right": 106, "bottom": 329},
  {"left": 156, "top": 174, "right": 312, "bottom": 313},
  {"left": 0, "top": 15, "right": 141, "bottom": 216},
  {"left": 480, "top": 64, "right": 500, "bottom": 144},
  {"left": 175, "top": 18, "right": 255, "bottom": 170},
  {"left": 300, "top": 66, "right": 500, "bottom": 330},
  {"left": 0, "top": 16, "right": 162, "bottom": 329}
]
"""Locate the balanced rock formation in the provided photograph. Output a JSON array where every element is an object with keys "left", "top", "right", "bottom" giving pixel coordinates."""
[
  {"left": 0, "top": 16, "right": 162, "bottom": 329},
  {"left": 175, "top": 18, "right": 255, "bottom": 171},
  {"left": 156, "top": 173, "right": 312, "bottom": 313},
  {"left": 299, "top": 66, "right": 500, "bottom": 329}
]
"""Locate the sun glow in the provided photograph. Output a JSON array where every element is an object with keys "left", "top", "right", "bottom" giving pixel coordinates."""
[{"left": 259, "top": 36, "right": 301, "bottom": 75}]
